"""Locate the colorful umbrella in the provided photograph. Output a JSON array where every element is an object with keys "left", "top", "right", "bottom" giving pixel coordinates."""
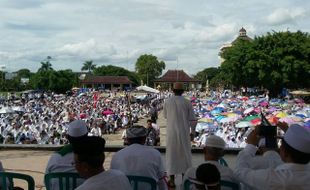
[
  {"left": 236, "top": 121, "right": 253, "bottom": 128},
  {"left": 275, "top": 112, "right": 287, "bottom": 118},
  {"left": 243, "top": 115, "right": 260, "bottom": 122}
]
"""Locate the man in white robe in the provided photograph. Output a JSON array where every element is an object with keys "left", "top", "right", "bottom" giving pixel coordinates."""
[{"left": 163, "top": 82, "right": 197, "bottom": 187}]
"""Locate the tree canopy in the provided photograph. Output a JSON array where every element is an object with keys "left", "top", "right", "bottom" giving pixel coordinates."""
[
  {"left": 135, "top": 54, "right": 165, "bottom": 86},
  {"left": 194, "top": 67, "right": 221, "bottom": 88},
  {"left": 81, "top": 60, "right": 96, "bottom": 73},
  {"left": 220, "top": 30, "right": 310, "bottom": 95},
  {"left": 38, "top": 56, "right": 53, "bottom": 72},
  {"left": 94, "top": 65, "right": 139, "bottom": 85}
]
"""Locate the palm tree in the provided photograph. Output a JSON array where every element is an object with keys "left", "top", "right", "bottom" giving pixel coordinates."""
[
  {"left": 38, "top": 56, "right": 53, "bottom": 72},
  {"left": 81, "top": 60, "right": 96, "bottom": 73}
]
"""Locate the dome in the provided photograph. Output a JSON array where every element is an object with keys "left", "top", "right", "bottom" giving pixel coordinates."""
[{"left": 239, "top": 27, "right": 246, "bottom": 32}]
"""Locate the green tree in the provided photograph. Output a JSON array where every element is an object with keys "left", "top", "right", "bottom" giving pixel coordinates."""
[
  {"left": 220, "top": 30, "right": 310, "bottom": 96},
  {"left": 30, "top": 69, "right": 77, "bottom": 93},
  {"left": 194, "top": 67, "right": 220, "bottom": 88},
  {"left": 38, "top": 56, "right": 53, "bottom": 72},
  {"left": 94, "top": 65, "right": 139, "bottom": 85},
  {"left": 221, "top": 39, "right": 254, "bottom": 88},
  {"left": 135, "top": 54, "right": 165, "bottom": 86},
  {"left": 81, "top": 60, "right": 96, "bottom": 73}
]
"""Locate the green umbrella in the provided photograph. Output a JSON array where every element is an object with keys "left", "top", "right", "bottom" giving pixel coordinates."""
[{"left": 242, "top": 115, "right": 260, "bottom": 121}]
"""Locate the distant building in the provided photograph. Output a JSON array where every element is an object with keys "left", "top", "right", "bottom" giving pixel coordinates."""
[
  {"left": 219, "top": 27, "right": 253, "bottom": 64},
  {"left": 80, "top": 75, "right": 133, "bottom": 90},
  {"left": 153, "top": 69, "right": 201, "bottom": 90}
]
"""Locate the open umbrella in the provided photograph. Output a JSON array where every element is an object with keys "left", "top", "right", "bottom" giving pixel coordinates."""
[
  {"left": 244, "top": 107, "right": 254, "bottom": 114},
  {"left": 236, "top": 121, "right": 253, "bottom": 128},
  {"left": 102, "top": 110, "right": 114, "bottom": 115},
  {"left": 243, "top": 115, "right": 260, "bottom": 122},
  {"left": 250, "top": 118, "right": 261, "bottom": 125},
  {"left": 198, "top": 118, "right": 213, "bottom": 123},
  {"left": 275, "top": 112, "right": 287, "bottom": 118}
]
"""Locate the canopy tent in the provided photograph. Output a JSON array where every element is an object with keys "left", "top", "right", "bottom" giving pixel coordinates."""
[{"left": 136, "top": 85, "right": 160, "bottom": 93}]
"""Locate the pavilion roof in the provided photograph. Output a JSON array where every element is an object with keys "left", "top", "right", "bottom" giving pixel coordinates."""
[
  {"left": 154, "top": 70, "right": 200, "bottom": 82},
  {"left": 81, "top": 75, "right": 133, "bottom": 84}
]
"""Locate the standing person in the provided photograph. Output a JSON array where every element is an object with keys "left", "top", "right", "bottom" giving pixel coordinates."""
[
  {"left": 110, "top": 125, "right": 167, "bottom": 190},
  {"left": 150, "top": 103, "right": 158, "bottom": 124},
  {"left": 145, "top": 119, "right": 159, "bottom": 146},
  {"left": 163, "top": 82, "right": 197, "bottom": 187},
  {"left": 234, "top": 124, "right": 310, "bottom": 190},
  {"left": 45, "top": 120, "right": 88, "bottom": 190},
  {"left": 73, "top": 136, "right": 132, "bottom": 190}
]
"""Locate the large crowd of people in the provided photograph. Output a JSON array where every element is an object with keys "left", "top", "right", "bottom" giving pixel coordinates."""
[
  {"left": 0, "top": 90, "right": 164, "bottom": 145},
  {"left": 0, "top": 84, "right": 309, "bottom": 190}
]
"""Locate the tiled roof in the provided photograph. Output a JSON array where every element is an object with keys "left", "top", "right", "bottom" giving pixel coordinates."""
[
  {"left": 81, "top": 75, "right": 133, "bottom": 84},
  {"left": 154, "top": 70, "right": 200, "bottom": 82}
]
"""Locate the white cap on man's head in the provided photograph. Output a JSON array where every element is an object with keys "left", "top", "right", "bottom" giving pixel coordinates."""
[
  {"left": 68, "top": 120, "right": 88, "bottom": 137},
  {"left": 283, "top": 124, "right": 310, "bottom": 154},
  {"left": 205, "top": 135, "right": 226, "bottom": 149}
]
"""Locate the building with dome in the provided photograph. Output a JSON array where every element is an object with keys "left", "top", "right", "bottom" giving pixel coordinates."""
[{"left": 219, "top": 27, "right": 253, "bottom": 64}]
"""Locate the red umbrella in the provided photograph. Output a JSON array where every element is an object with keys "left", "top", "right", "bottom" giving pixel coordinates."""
[
  {"left": 250, "top": 118, "right": 261, "bottom": 125},
  {"left": 102, "top": 110, "right": 114, "bottom": 115},
  {"left": 80, "top": 113, "right": 87, "bottom": 119}
]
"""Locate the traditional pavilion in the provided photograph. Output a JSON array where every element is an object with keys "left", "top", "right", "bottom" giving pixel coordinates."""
[
  {"left": 154, "top": 69, "right": 201, "bottom": 90},
  {"left": 80, "top": 75, "right": 133, "bottom": 90}
]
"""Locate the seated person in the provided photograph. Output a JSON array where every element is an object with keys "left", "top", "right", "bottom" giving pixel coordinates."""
[
  {"left": 187, "top": 163, "right": 221, "bottom": 190},
  {"left": 185, "top": 135, "right": 239, "bottom": 189},
  {"left": 45, "top": 120, "right": 88, "bottom": 190},
  {"left": 73, "top": 136, "right": 132, "bottom": 190},
  {"left": 111, "top": 125, "right": 167, "bottom": 190}
]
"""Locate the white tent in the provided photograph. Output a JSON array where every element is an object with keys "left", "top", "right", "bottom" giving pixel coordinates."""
[
  {"left": 136, "top": 85, "right": 160, "bottom": 93},
  {"left": 0, "top": 107, "right": 15, "bottom": 114}
]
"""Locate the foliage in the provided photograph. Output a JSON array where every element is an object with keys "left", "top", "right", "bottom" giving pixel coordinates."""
[
  {"left": 30, "top": 69, "right": 77, "bottom": 93},
  {"left": 94, "top": 65, "right": 139, "bottom": 85},
  {"left": 220, "top": 30, "right": 310, "bottom": 95},
  {"left": 135, "top": 54, "right": 165, "bottom": 86},
  {"left": 194, "top": 67, "right": 221, "bottom": 88},
  {"left": 81, "top": 60, "right": 96, "bottom": 73},
  {"left": 38, "top": 56, "right": 53, "bottom": 72}
]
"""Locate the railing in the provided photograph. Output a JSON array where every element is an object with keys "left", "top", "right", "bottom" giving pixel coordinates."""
[{"left": 0, "top": 144, "right": 242, "bottom": 154}]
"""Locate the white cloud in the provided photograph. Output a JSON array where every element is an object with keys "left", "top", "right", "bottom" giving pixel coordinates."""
[
  {"left": 266, "top": 8, "right": 306, "bottom": 25},
  {"left": 57, "top": 39, "right": 116, "bottom": 59},
  {"left": 194, "top": 23, "right": 237, "bottom": 43},
  {"left": 0, "top": 0, "right": 309, "bottom": 74}
]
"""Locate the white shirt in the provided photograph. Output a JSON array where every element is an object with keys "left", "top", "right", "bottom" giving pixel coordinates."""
[
  {"left": 163, "top": 95, "right": 196, "bottom": 175},
  {"left": 75, "top": 169, "right": 132, "bottom": 190},
  {"left": 90, "top": 127, "right": 101, "bottom": 137},
  {"left": 111, "top": 143, "right": 167, "bottom": 190},
  {"left": 250, "top": 150, "right": 283, "bottom": 170},
  {"left": 234, "top": 144, "right": 310, "bottom": 190},
  {"left": 45, "top": 145, "right": 84, "bottom": 190}
]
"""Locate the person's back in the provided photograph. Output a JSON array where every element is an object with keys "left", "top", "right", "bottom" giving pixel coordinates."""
[
  {"left": 163, "top": 83, "right": 197, "bottom": 187},
  {"left": 73, "top": 136, "right": 132, "bottom": 190},
  {"left": 185, "top": 135, "right": 239, "bottom": 190},
  {"left": 76, "top": 169, "right": 131, "bottom": 190},
  {"left": 111, "top": 125, "right": 167, "bottom": 190},
  {"left": 45, "top": 120, "right": 88, "bottom": 190}
]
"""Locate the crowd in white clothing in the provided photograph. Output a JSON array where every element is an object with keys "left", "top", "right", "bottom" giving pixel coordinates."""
[{"left": 0, "top": 90, "right": 165, "bottom": 145}]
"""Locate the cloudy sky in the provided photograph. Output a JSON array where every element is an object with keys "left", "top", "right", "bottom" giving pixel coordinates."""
[{"left": 0, "top": 0, "right": 309, "bottom": 75}]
